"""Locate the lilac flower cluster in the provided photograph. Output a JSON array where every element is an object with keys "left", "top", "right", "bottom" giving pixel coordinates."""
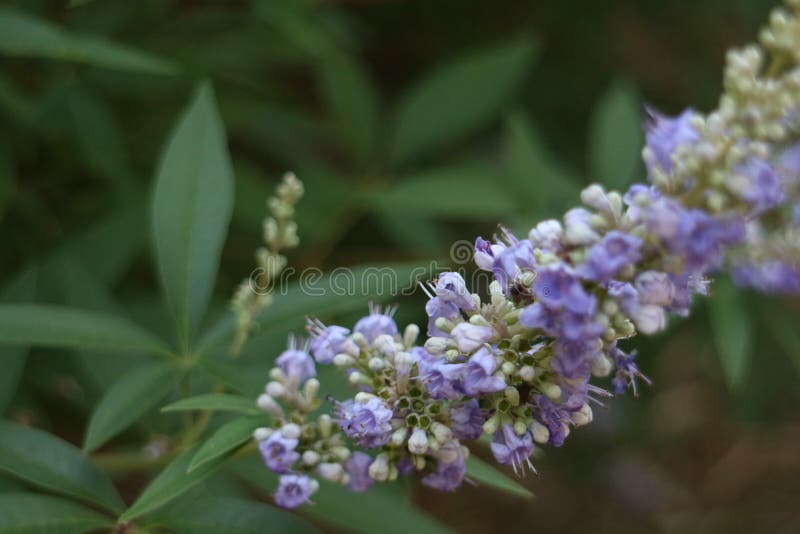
[{"left": 252, "top": 1, "right": 800, "bottom": 508}]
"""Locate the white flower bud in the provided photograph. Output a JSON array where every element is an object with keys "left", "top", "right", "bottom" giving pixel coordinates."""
[
  {"left": 394, "top": 351, "right": 415, "bottom": 377},
  {"left": 542, "top": 383, "right": 562, "bottom": 400},
  {"left": 333, "top": 353, "right": 356, "bottom": 367},
  {"left": 408, "top": 428, "right": 429, "bottom": 455},
  {"left": 430, "top": 422, "right": 452, "bottom": 444},
  {"left": 425, "top": 337, "right": 449, "bottom": 354},
  {"left": 256, "top": 394, "right": 283, "bottom": 417},
  {"left": 269, "top": 368, "right": 285, "bottom": 382},
  {"left": 281, "top": 423, "right": 301, "bottom": 439},
  {"left": 528, "top": 219, "right": 563, "bottom": 250},
  {"left": 331, "top": 446, "right": 351, "bottom": 462},
  {"left": 571, "top": 403, "right": 593, "bottom": 427},
  {"left": 253, "top": 427, "right": 272, "bottom": 441},
  {"left": 519, "top": 365, "right": 536, "bottom": 382},
  {"left": 302, "top": 450, "right": 320, "bottom": 466},
  {"left": 318, "top": 414, "right": 332, "bottom": 438},
  {"left": 368, "top": 357, "right": 385, "bottom": 371},
  {"left": 403, "top": 324, "right": 420, "bottom": 348},
  {"left": 308, "top": 478, "right": 320, "bottom": 494},
  {"left": 317, "top": 462, "right": 344, "bottom": 482},
  {"left": 368, "top": 455, "right": 390, "bottom": 481},
  {"left": 391, "top": 427, "right": 408, "bottom": 447},
  {"left": 265, "top": 381, "right": 285, "bottom": 398},
  {"left": 374, "top": 334, "right": 398, "bottom": 356},
  {"left": 304, "top": 378, "right": 320, "bottom": 400},
  {"left": 590, "top": 353, "right": 613, "bottom": 377},
  {"left": 632, "top": 304, "right": 667, "bottom": 334},
  {"left": 531, "top": 421, "right": 550, "bottom": 444},
  {"left": 505, "top": 387, "right": 520, "bottom": 406},
  {"left": 354, "top": 392, "right": 376, "bottom": 403},
  {"left": 451, "top": 322, "right": 493, "bottom": 352},
  {"left": 513, "top": 420, "right": 528, "bottom": 436},
  {"left": 482, "top": 415, "right": 499, "bottom": 435}
]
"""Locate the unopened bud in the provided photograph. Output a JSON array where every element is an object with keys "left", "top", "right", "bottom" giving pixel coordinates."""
[
  {"left": 531, "top": 421, "right": 550, "bottom": 444},
  {"left": 571, "top": 403, "right": 593, "bottom": 427},
  {"left": 391, "top": 427, "right": 408, "bottom": 447},
  {"left": 265, "top": 381, "right": 285, "bottom": 398},
  {"left": 317, "top": 462, "right": 344, "bottom": 482},
  {"left": 369, "top": 455, "right": 390, "bottom": 481},
  {"left": 430, "top": 422, "right": 452, "bottom": 444},
  {"left": 408, "top": 428, "right": 429, "bottom": 455},
  {"left": 281, "top": 423, "right": 301, "bottom": 439},
  {"left": 403, "top": 324, "right": 420, "bottom": 348},
  {"left": 425, "top": 337, "right": 449, "bottom": 355},
  {"left": 333, "top": 353, "right": 356, "bottom": 367},
  {"left": 253, "top": 427, "right": 272, "bottom": 441},
  {"left": 542, "top": 383, "right": 562, "bottom": 400},
  {"left": 519, "top": 365, "right": 536, "bottom": 382},
  {"left": 302, "top": 450, "right": 321, "bottom": 466}
]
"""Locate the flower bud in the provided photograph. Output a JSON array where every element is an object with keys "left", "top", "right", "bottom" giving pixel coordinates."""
[
  {"left": 571, "top": 403, "right": 593, "bottom": 427},
  {"left": 281, "top": 423, "right": 301, "bottom": 439},
  {"left": 542, "top": 383, "right": 562, "bottom": 400},
  {"left": 256, "top": 394, "right": 283, "bottom": 417},
  {"left": 519, "top": 365, "right": 536, "bottom": 382},
  {"left": 333, "top": 353, "right": 356, "bottom": 367},
  {"left": 505, "top": 387, "right": 520, "bottom": 406},
  {"left": 424, "top": 337, "right": 449, "bottom": 355},
  {"left": 253, "top": 427, "right": 272, "bottom": 441},
  {"left": 590, "top": 353, "right": 613, "bottom": 377},
  {"left": 408, "top": 428, "right": 429, "bottom": 454},
  {"left": 265, "top": 381, "right": 285, "bottom": 398},
  {"left": 302, "top": 450, "right": 321, "bottom": 466},
  {"left": 331, "top": 446, "right": 351, "bottom": 462},
  {"left": 531, "top": 421, "right": 550, "bottom": 444},
  {"left": 368, "top": 454, "right": 390, "bottom": 481},
  {"left": 391, "top": 427, "right": 408, "bottom": 447},
  {"left": 430, "top": 422, "right": 452, "bottom": 444},
  {"left": 318, "top": 414, "right": 332, "bottom": 438},
  {"left": 317, "top": 462, "right": 344, "bottom": 482},
  {"left": 303, "top": 378, "right": 320, "bottom": 400},
  {"left": 368, "top": 357, "right": 385, "bottom": 371},
  {"left": 482, "top": 415, "right": 499, "bottom": 435},
  {"left": 403, "top": 324, "right": 420, "bottom": 348}
]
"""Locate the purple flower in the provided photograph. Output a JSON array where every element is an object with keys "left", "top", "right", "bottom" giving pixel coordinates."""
[
  {"left": 551, "top": 339, "right": 597, "bottom": 379},
  {"left": 668, "top": 274, "right": 709, "bottom": 316},
  {"left": 276, "top": 349, "right": 315, "bottom": 383},
  {"left": 450, "top": 322, "right": 494, "bottom": 353},
  {"left": 492, "top": 239, "right": 535, "bottom": 290},
  {"left": 435, "top": 272, "right": 475, "bottom": 311},
  {"left": 732, "top": 260, "right": 800, "bottom": 294},
  {"left": 490, "top": 425, "right": 535, "bottom": 474},
  {"left": 274, "top": 474, "right": 315, "bottom": 508},
  {"left": 425, "top": 297, "right": 462, "bottom": 337},
  {"left": 259, "top": 431, "right": 300, "bottom": 473},
  {"left": 345, "top": 452, "right": 373, "bottom": 493},
  {"left": 354, "top": 307, "right": 398, "bottom": 343},
  {"left": 643, "top": 107, "right": 699, "bottom": 178},
  {"left": 450, "top": 399, "right": 484, "bottom": 440},
  {"left": 532, "top": 265, "right": 596, "bottom": 315},
  {"left": 420, "top": 360, "right": 464, "bottom": 400},
  {"left": 421, "top": 443, "right": 466, "bottom": 491},
  {"left": 531, "top": 395, "right": 572, "bottom": 447},
  {"left": 635, "top": 271, "right": 676, "bottom": 306},
  {"left": 735, "top": 157, "right": 784, "bottom": 214},
  {"left": 462, "top": 347, "right": 505, "bottom": 396},
  {"left": 337, "top": 398, "right": 393, "bottom": 448},
  {"left": 474, "top": 237, "right": 505, "bottom": 271},
  {"left": 309, "top": 324, "right": 356, "bottom": 364},
  {"left": 579, "top": 230, "right": 643, "bottom": 283},
  {"left": 609, "top": 345, "right": 652, "bottom": 396}
]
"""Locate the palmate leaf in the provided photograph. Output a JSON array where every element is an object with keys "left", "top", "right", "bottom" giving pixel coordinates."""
[
  {"left": 0, "top": 492, "right": 113, "bottom": 533},
  {"left": 0, "top": 303, "right": 170, "bottom": 355},
  {"left": 84, "top": 361, "right": 181, "bottom": 452},
  {"left": 188, "top": 417, "right": 262, "bottom": 473},
  {"left": 390, "top": 36, "right": 537, "bottom": 166},
  {"left": 0, "top": 7, "right": 177, "bottom": 75},
  {"left": 465, "top": 455, "right": 533, "bottom": 499},
  {"left": 121, "top": 445, "right": 231, "bottom": 522},
  {"left": 152, "top": 82, "right": 234, "bottom": 352},
  {"left": 709, "top": 278, "right": 752, "bottom": 390},
  {"left": 162, "top": 394, "right": 261, "bottom": 416},
  {"left": 231, "top": 456, "right": 454, "bottom": 534},
  {"left": 152, "top": 497, "right": 319, "bottom": 533},
  {"left": 0, "top": 421, "right": 124, "bottom": 513}
]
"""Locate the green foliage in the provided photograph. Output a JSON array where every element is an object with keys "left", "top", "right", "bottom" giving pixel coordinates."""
[
  {"left": 83, "top": 361, "right": 180, "bottom": 452},
  {"left": 188, "top": 417, "right": 262, "bottom": 473},
  {"left": 465, "top": 455, "right": 534, "bottom": 499},
  {"left": 162, "top": 394, "right": 261, "bottom": 416},
  {"left": 710, "top": 278, "right": 753, "bottom": 390},
  {"left": 0, "top": 421, "right": 123, "bottom": 513},
  {"left": 152, "top": 82, "right": 234, "bottom": 351},
  {"left": 0, "top": 492, "right": 113, "bottom": 533}
]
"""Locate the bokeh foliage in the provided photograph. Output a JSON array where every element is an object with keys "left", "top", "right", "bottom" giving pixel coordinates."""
[{"left": 0, "top": 0, "right": 798, "bottom": 532}]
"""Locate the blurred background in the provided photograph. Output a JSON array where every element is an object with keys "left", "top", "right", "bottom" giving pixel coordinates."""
[{"left": 1, "top": 0, "right": 800, "bottom": 532}]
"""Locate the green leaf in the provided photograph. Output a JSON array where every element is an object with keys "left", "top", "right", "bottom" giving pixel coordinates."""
[
  {"left": 231, "top": 457, "right": 453, "bottom": 534},
  {"left": 503, "top": 112, "right": 582, "bottom": 218},
  {"left": 587, "top": 81, "right": 643, "bottom": 191},
  {"left": 0, "top": 7, "right": 177, "bottom": 75},
  {"left": 121, "top": 445, "right": 229, "bottom": 521},
  {"left": 152, "top": 82, "right": 234, "bottom": 351},
  {"left": 0, "top": 492, "right": 113, "bottom": 533},
  {"left": 375, "top": 164, "right": 516, "bottom": 218},
  {"left": 153, "top": 497, "right": 318, "bottom": 533},
  {"left": 0, "top": 421, "right": 124, "bottom": 512},
  {"left": 84, "top": 361, "right": 179, "bottom": 452},
  {"left": 162, "top": 394, "right": 260, "bottom": 415},
  {"left": 390, "top": 36, "right": 537, "bottom": 166},
  {"left": 0, "top": 267, "right": 37, "bottom": 414},
  {"left": 317, "top": 51, "right": 379, "bottom": 161},
  {"left": 709, "top": 278, "right": 752, "bottom": 389},
  {"left": 188, "top": 417, "right": 260, "bottom": 473},
  {"left": 465, "top": 455, "right": 533, "bottom": 499},
  {"left": 0, "top": 303, "right": 169, "bottom": 355}
]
